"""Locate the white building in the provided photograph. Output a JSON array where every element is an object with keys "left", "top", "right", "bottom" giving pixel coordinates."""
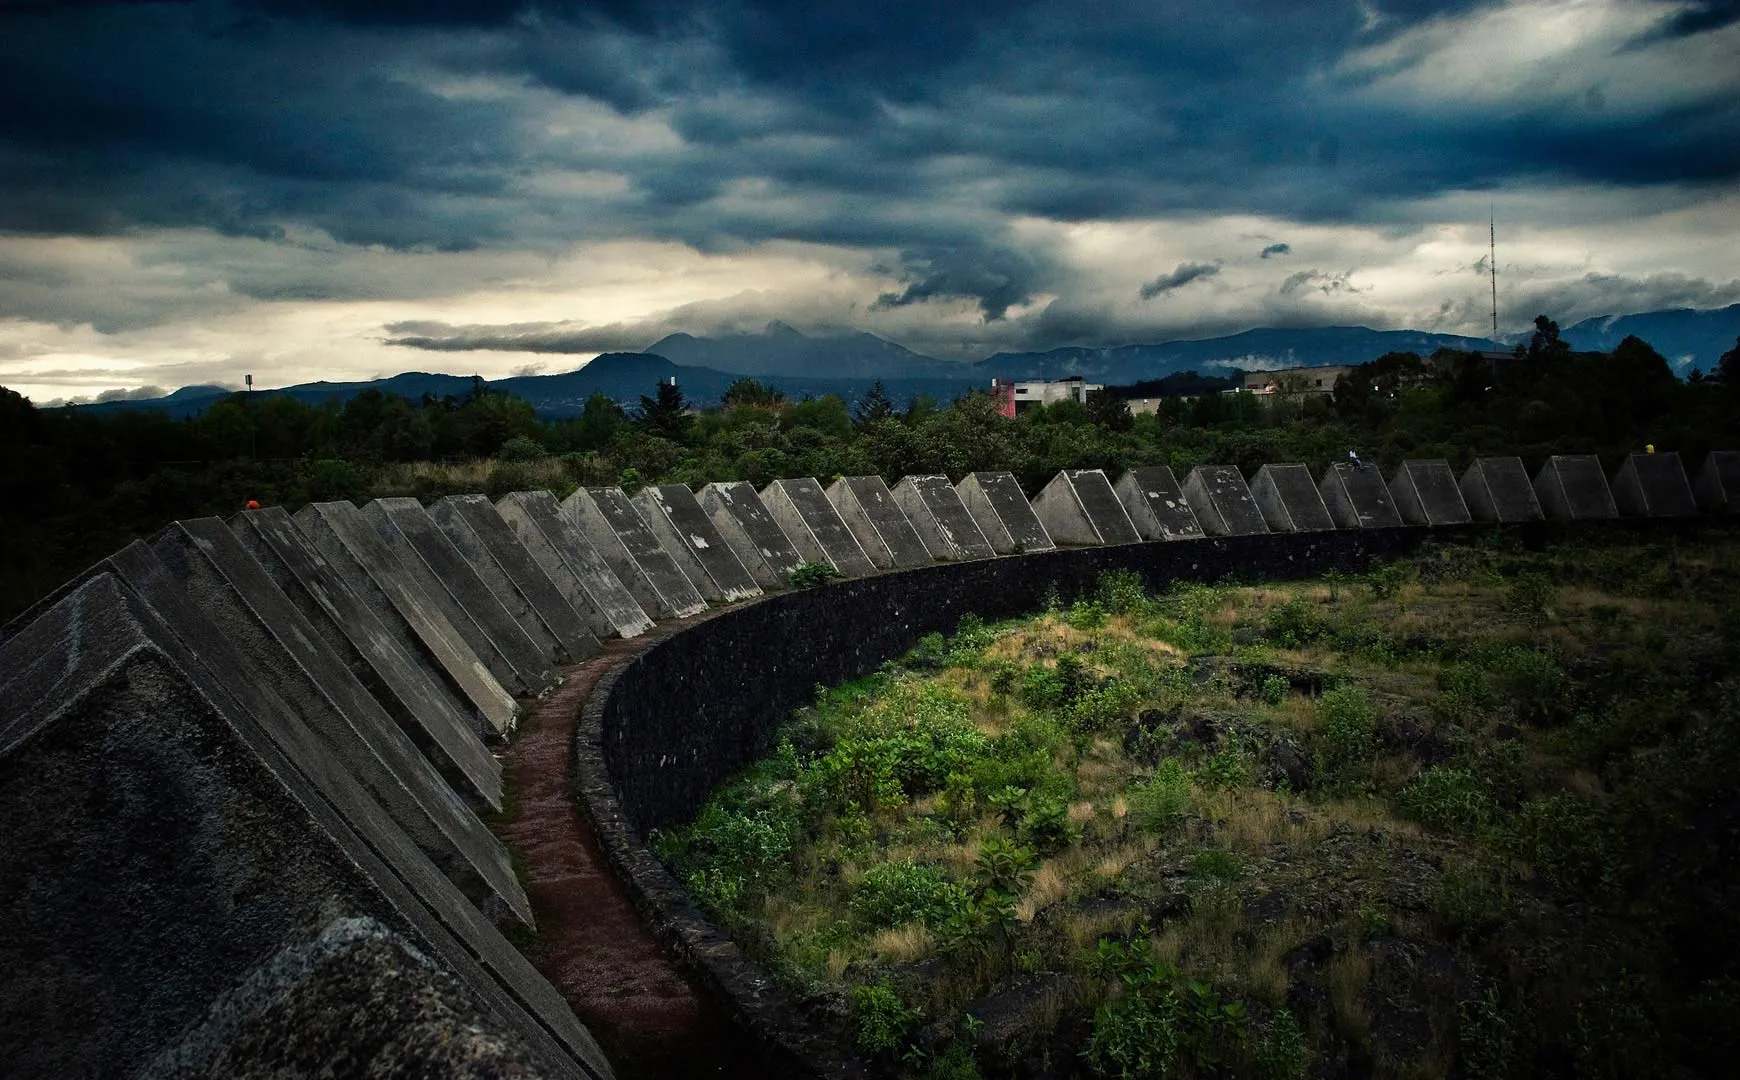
[{"left": 1004, "top": 376, "right": 1104, "bottom": 409}]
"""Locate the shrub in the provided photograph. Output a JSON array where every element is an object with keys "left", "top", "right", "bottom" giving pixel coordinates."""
[
  {"left": 497, "top": 434, "right": 548, "bottom": 461},
  {"left": 853, "top": 983, "right": 916, "bottom": 1056},
  {"left": 1318, "top": 685, "right": 1378, "bottom": 769},
  {"left": 1506, "top": 572, "right": 1556, "bottom": 625},
  {"left": 850, "top": 861, "right": 970, "bottom": 930},
  {"left": 790, "top": 561, "right": 843, "bottom": 589},
  {"left": 484, "top": 461, "right": 538, "bottom": 499},
  {"left": 1267, "top": 598, "right": 1327, "bottom": 648},
  {"left": 1020, "top": 664, "right": 1067, "bottom": 710},
  {"left": 1254, "top": 1008, "right": 1307, "bottom": 1080},
  {"left": 1097, "top": 569, "right": 1151, "bottom": 615},
  {"left": 1128, "top": 758, "right": 1192, "bottom": 831},
  {"left": 1259, "top": 673, "right": 1290, "bottom": 706},
  {"left": 1400, "top": 766, "right": 1495, "bottom": 833},
  {"left": 1068, "top": 598, "right": 1109, "bottom": 630},
  {"left": 1194, "top": 743, "right": 1251, "bottom": 790},
  {"left": 1367, "top": 560, "right": 1414, "bottom": 599},
  {"left": 1511, "top": 793, "right": 1617, "bottom": 891}
]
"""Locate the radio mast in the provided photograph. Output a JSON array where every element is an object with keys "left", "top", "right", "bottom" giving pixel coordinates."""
[{"left": 1489, "top": 208, "right": 1499, "bottom": 341}]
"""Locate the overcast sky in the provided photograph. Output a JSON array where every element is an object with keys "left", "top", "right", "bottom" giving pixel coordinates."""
[{"left": 2, "top": 0, "right": 1736, "bottom": 402}]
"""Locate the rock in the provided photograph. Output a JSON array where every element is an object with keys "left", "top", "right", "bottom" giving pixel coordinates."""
[{"left": 1261, "top": 737, "right": 1314, "bottom": 792}]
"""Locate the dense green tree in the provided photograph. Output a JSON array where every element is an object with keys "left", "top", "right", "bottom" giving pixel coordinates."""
[
  {"left": 635, "top": 381, "right": 693, "bottom": 442},
  {"left": 853, "top": 380, "right": 895, "bottom": 426},
  {"left": 721, "top": 378, "right": 786, "bottom": 408}
]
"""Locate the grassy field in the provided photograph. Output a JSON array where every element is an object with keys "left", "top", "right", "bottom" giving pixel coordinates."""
[{"left": 655, "top": 530, "right": 1740, "bottom": 1079}]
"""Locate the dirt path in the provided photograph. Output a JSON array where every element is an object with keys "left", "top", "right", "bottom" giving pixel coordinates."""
[{"left": 495, "top": 634, "right": 764, "bottom": 1079}]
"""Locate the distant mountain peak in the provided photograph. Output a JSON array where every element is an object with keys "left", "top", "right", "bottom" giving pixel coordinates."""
[{"left": 763, "top": 319, "right": 804, "bottom": 337}]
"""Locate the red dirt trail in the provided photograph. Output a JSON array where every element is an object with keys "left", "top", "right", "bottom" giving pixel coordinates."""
[{"left": 494, "top": 635, "right": 764, "bottom": 1080}]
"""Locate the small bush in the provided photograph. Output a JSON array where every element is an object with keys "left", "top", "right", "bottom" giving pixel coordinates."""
[
  {"left": 1259, "top": 673, "right": 1289, "bottom": 706},
  {"left": 1129, "top": 758, "right": 1192, "bottom": 831},
  {"left": 1367, "top": 561, "right": 1414, "bottom": 599},
  {"left": 497, "top": 434, "right": 548, "bottom": 461},
  {"left": 1254, "top": 1007, "right": 1307, "bottom": 1080},
  {"left": 1506, "top": 572, "right": 1555, "bottom": 625},
  {"left": 790, "top": 562, "right": 843, "bottom": 589},
  {"left": 853, "top": 983, "right": 916, "bottom": 1056},
  {"left": 850, "top": 861, "right": 970, "bottom": 930},
  {"left": 1267, "top": 598, "right": 1327, "bottom": 648},
  {"left": 1096, "top": 569, "right": 1151, "bottom": 615},
  {"left": 1400, "top": 766, "right": 1495, "bottom": 833},
  {"left": 1318, "top": 685, "right": 1378, "bottom": 769}
]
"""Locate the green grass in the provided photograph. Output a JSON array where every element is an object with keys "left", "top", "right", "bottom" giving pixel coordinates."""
[{"left": 655, "top": 530, "right": 1740, "bottom": 1079}]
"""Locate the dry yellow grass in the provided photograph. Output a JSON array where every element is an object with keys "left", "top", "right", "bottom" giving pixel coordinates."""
[
  {"left": 871, "top": 924, "right": 937, "bottom": 964},
  {"left": 1327, "top": 948, "right": 1374, "bottom": 1041},
  {"left": 1016, "top": 860, "right": 1072, "bottom": 922}
]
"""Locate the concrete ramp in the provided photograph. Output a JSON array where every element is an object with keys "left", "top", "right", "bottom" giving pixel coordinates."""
[
  {"left": 1533, "top": 455, "right": 1619, "bottom": 521},
  {"left": 1251, "top": 464, "right": 1337, "bottom": 533},
  {"left": 565, "top": 488, "right": 708, "bottom": 618},
  {"left": 827, "top": 475, "right": 934, "bottom": 569},
  {"left": 1032, "top": 469, "right": 1142, "bottom": 546},
  {"left": 955, "top": 471, "right": 1055, "bottom": 555},
  {"left": 761, "top": 477, "right": 878, "bottom": 577},
  {"left": 495, "top": 491, "right": 652, "bottom": 639},
  {"left": 0, "top": 569, "right": 610, "bottom": 1080},
  {"left": 431, "top": 494, "right": 601, "bottom": 664},
  {"left": 150, "top": 519, "right": 532, "bottom": 929},
  {"left": 1113, "top": 466, "right": 1204, "bottom": 541},
  {"left": 697, "top": 480, "right": 806, "bottom": 588},
  {"left": 1459, "top": 458, "right": 1543, "bottom": 523},
  {"left": 230, "top": 507, "right": 500, "bottom": 806},
  {"left": 1318, "top": 462, "right": 1404, "bottom": 529},
  {"left": 1389, "top": 460, "right": 1471, "bottom": 526},
  {"left": 1611, "top": 452, "right": 1697, "bottom": 518},
  {"left": 892, "top": 475, "right": 996, "bottom": 560},
  {"left": 1182, "top": 465, "right": 1269, "bottom": 536},
  {"left": 363, "top": 498, "right": 555, "bottom": 696},
  {"left": 294, "top": 502, "right": 517, "bottom": 738},
  {"left": 632, "top": 485, "right": 761, "bottom": 603},
  {"left": 1695, "top": 451, "right": 1740, "bottom": 514}
]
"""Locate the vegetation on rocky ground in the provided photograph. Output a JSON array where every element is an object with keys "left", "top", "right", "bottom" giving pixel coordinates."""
[{"left": 656, "top": 530, "right": 1740, "bottom": 1078}]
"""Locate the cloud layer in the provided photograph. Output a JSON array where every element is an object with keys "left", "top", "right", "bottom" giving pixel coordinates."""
[{"left": 1, "top": 0, "right": 1737, "bottom": 399}]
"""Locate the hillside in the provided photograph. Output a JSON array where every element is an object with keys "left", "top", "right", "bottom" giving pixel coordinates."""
[{"left": 660, "top": 533, "right": 1740, "bottom": 1079}]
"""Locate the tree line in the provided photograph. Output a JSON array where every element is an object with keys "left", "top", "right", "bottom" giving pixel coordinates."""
[{"left": 2, "top": 319, "right": 1737, "bottom": 621}]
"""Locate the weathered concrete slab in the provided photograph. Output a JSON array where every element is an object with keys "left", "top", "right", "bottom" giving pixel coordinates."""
[
  {"left": 1113, "top": 466, "right": 1205, "bottom": 542},
  {"left": 564, "top": 487, "right": 708, "bottom": 618},
  {"left": 431, "top": 495, "right": 600, "bottom": 665},
  {"left": 148, "top": 916, "right": 568, "bottom": 1078},
  {"left": 0, "top": 569, "right": 609, "bottom": 1079},
  {"left": 1532, "top": 455, "right": 1619, "bottom": 521},
  {"left": 229, "top": 507, "right": 500, "bottom": 806},
  {"left": 1252, "top": 464, "right": 1338, "bottom": 533},
  {"left": 956, "top": 471, "right": 1054, "bottom": 555},
  {"left": 293, "top": 502, "right": 517, "bottom": 738},
  {"left": 1458, "top": 457, "right": 1543, "bottom": 523},
  {"left": 1033, "top": 469, "right": 1142, "bottom": 546},
  {"left": 892, "top": 474, "right": 996, "bottom": 560},
  {"left": 363, "top": 498, "right": 555, "bottom": 696},
  {"left": 495, "top": 491, "right": 653, "bottom": 639},
  {"left": 149, "top": 518, "right": 531, "bottom": 929},
  {"left": 632, "top": 485, "right": 761, "bottom": 603},
  {"left": 761, "top": 477, "right": 879, "bottom": 577},
  {"left": 1611, "top": 452, "right": 1698, "bottom": 518},
  {"left": 1182, "top": 465, "right": 1270, "bottom": 536},
  {"left": 696, "top": 480, "right": 806, "bottom": 588},
  {"left": 1319, "top": 462, "right": 1404, "bottom": 529},
  {"left": 1695, "top": 451, "right": 1740, "bottom": 514},
  {"left": 1388, "top": 460, "right": 1472, "bottom": 526},
  {"left": 827, "top": 475, "right": 935, "bottom": 569}
]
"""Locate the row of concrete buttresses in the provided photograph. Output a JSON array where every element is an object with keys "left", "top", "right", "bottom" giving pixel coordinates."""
[{"left": 1, "top": 450, "right": 1735, "bottom": 1078}]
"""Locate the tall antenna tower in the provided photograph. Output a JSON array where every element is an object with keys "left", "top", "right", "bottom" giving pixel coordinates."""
[{"left": 1489, "top": 207, "right": 1499, "bottom": 341}]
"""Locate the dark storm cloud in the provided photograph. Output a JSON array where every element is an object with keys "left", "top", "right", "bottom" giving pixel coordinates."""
[
  {"left": 1, "top": 0, "right": 1736, "bottom": 347},
  {"left": 1139, "top": 263, "right": 1219, "bottom": 300},
  {"left": 1260, "top": 243, "right": 1291, "bottom": 259},
  {"left": 383, "top": 318, "right": 653, "bottom": 353}
]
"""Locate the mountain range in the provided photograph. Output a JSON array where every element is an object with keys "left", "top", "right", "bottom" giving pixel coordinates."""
[{"left": 54, "top": 304, "right": 1740, "bottom": 419}]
